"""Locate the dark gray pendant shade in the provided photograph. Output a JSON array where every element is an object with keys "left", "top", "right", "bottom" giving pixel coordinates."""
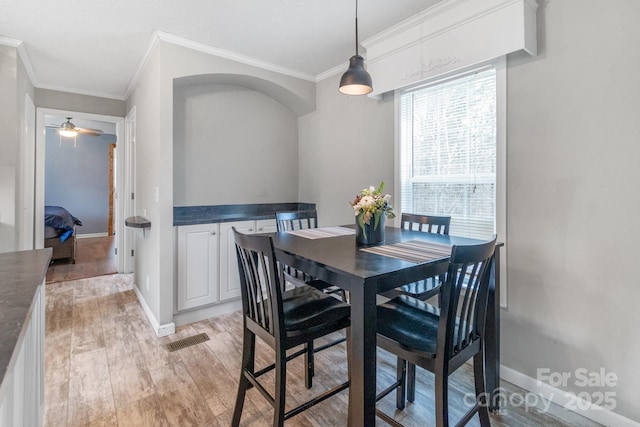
[
  {"left": 339, "top": 0, "right": 373, "bottom": 95},
  {"left": 339, "top": 55, "right": 373, "bottom": 95}
]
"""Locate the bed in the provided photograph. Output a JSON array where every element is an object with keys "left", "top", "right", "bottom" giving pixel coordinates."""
[{"left": 44, "top": 206, "right": 83, "bottom": 263}]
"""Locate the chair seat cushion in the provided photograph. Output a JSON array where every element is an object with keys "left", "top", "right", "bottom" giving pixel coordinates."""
[
  {"left": 282, "top": 286, "right": 350, "bottom": 332},
  {"left": 377, "top": 295, "right": 441, "bottom": 354}
]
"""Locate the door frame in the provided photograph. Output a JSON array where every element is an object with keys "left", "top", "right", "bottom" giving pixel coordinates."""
[{"left": 35, "top": 108, "right": 127, "bottom": 272}]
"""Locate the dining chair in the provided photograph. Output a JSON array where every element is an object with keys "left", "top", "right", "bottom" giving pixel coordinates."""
[
  {"left": 394, "top": 213, "right": 452, "bottom": 301},
  {"left": 375, "top": 236, "right": 497, "bottom": 427},
  {"left": 276, "top": 210, "right": 347, "bottom": 299},
  {"left": 275, "top": 210, "right": 349, "bottom": 387},
  {"left": 231, "top": 228, "right": 351, "bottom": 427}
]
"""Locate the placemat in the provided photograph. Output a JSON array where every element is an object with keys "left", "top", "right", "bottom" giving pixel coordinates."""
[
  {"left": 286, "top": 226, "right": 355, "bottom": 239},
  {"left": 360, "top": 240, "right": 452, "bottom": 263}
]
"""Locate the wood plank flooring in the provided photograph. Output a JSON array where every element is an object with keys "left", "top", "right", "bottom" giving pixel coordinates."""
[
  {"left": 46, "top": 235, "right": 117, "bottom": 283},
  {"left": 44, "top": 274, "right": 601, "bottom": 427}
]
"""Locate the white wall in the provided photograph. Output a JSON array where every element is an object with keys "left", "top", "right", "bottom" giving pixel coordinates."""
[
  {"left": 173, "top": 83, "right": 298, "bottom": 206},
  {"left": 298, "top": 74, "right": 395, "bottom": 228},
  {"left": 302, "top": 1, "right": 640, "bottom": 423}
]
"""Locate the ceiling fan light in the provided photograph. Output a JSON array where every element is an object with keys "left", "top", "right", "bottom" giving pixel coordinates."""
[
  {"left": 339, "top": 55, "right": 373, "bottom": 95},
  {"left": 59, "top": 129, "right": 78, "bottom": 138}
]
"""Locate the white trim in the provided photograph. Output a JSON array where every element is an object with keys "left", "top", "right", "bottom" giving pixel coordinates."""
[
  {"left": 362, "top": 0, "right": 537, "bottom": 96},
  {"left": 156, "top": 31, "right": 315, "bottom": 82},
  {"left": 495, "top": 56, "right": 508, "bottom": 308},
  {"left": 501, "top": 365, "right": 640, "bottom": 427},
  {"left": 76, "top": 232, "right": 109, "bottom": 239},
  {"left": 133, "top": 285, "right": 175, "bottom": 337},
  {"left": 123, "top": 32, "right": 161, "bottom": 100},
  {"left": 35, "top": 109, "right": 125, "bottom": 268},
  {"left": 0, "top": 35, "right": 21, "bottom": 47},
  {"left": 124, "top": 30, "right": 316, "bottom": 99}
]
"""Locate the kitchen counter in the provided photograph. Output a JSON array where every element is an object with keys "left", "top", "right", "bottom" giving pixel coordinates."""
[
  {"left": 0, "top": 249, "right": 51, "bottom": 385},
  {"left": 174, "top": 202, "right": 316, "bottom": 226},
  {"left": 0, "top": 248, "right": 51, "bottom": 426}
]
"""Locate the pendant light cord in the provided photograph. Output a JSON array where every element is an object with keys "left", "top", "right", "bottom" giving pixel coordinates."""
[{"left": 355, "top": 0, "right": 359, "bottom": 56}]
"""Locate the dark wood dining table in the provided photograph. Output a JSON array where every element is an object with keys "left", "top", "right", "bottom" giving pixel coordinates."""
[{"left": 272, "top": 225, "right": 502, "bottom": 426}]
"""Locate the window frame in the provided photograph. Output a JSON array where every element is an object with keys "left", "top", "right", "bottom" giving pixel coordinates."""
[{"left": 394, "top": 56, "right": 507, "bottom": 307}]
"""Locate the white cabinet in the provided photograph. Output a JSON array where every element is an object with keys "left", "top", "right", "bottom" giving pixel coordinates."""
[
  {"left": 176, "top": 219, "right": 277, "bottom": 311},
  {"left": 219, "top": 219, "right": 277, "bottom": 301},
  {"left": 176, "top": 223, "right": 220, "bottom": 311}
]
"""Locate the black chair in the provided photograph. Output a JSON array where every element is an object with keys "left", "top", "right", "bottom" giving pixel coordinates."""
[
  {"left": 375, "top": 236, "right": 497, "bottom": 427},
  {"left": 276, "top": 210, "right": 347, "bottom": 299},
  {"left": 231, "top": 229, "right": 350, "bottom": 427},
  {"left": 394, "top": 213, "right": 452, "bottom": 301}
]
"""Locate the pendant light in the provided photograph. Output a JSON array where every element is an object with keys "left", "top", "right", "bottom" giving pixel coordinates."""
[{"left": 339, "top": 0, "right": 373, "bottom": 95}]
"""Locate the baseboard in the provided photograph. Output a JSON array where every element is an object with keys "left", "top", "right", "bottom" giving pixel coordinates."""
[
  {"left": 132, "top": 284, "right": 175, "bottom": 337},
  {"left": 76, "top": 232, "right": 109, "bottom": 239},
  {"left": 500, "top": 365, "right": 640, "bottom": 427}
]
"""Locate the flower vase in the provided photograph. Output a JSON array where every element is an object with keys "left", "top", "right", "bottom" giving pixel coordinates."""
[{"left": 355, "top": 214, "right": 386, "bottom": 245}]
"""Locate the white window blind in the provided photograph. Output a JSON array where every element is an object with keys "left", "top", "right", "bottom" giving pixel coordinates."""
[{"left": 399, "top": 67, "right": 497, "bottom": 240}]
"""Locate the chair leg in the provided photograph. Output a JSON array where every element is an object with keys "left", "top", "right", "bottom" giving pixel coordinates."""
[
  {"left": 434, "top": 367, "right": 449, "bottom": 427},
  {"left": 274, "top": 346, "right": 287, "bottom": 427},
  {"left": 473, "top": 352, "right": 491, "bottom": 426},
  {"left": 396, "top": 356, "right": 406, "bottom": 410},
  {"left": 232, "top": 332, "right": 255, "bottom": 426},
  {"left": 304, "top": 341, "right": 314, "bottom": 389},
  {"left": 407, "top": 362, "right": 416, "bottom": 402}
]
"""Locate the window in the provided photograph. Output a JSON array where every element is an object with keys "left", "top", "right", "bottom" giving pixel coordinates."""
[{"left": 397, "top": 62, "right": 503, "bottom": 241}]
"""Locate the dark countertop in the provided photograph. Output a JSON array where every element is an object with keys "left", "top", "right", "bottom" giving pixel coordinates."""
[
  {"left": 174, "top": 203, "right": 316, "bottom": 226},
  {"left": 125, "top": 216, "right": 151, "bottom": 228},
  {"left": 0, "top": 249, "right": 52, "bottom": 387}
]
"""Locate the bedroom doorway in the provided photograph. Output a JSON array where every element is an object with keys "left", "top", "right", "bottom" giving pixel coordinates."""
[{"left": 35, "top": 108, "right": 128, "bottom": 275}]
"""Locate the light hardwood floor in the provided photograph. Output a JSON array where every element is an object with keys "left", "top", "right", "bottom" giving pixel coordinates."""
[
  {"left": 44, "top": 274, "right": 601, "bottom": 427},
  {"left": 46, "top": 235, "right": 117, "bottom": 283}
]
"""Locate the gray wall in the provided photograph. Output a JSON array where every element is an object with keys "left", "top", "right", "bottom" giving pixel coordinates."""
[
  {"left": 44, "top": 129, "right": 116, "bottom": 234},
  {"left": 127, "top": 40, "right": 316, "bottom": 331},
  {"left": 301, "top": 0, "right": 640, "bottom": 422},
  {"left": 173, "top": 83, "right": 298, "bottom": 206},
  {"left": 0, "top": 44, "right": 34, "bottom": 253},
  {"left": 502, "top": 0, "right": 640, "bottom": 421},
  {"left": 298, "top": 74, "right": 395, "bottom": 228},
  {"left": 35, "top": 88, "right": 126, "bottom": 117}
]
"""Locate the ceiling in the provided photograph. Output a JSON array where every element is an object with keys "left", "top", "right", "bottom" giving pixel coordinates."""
[{"left": 1, "top": 0, "right": 444, "bottom": 101}]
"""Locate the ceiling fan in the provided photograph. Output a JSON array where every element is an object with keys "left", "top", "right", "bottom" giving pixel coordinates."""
[{"left": 47, "top": 117, "right": 104, "bottom": 137}]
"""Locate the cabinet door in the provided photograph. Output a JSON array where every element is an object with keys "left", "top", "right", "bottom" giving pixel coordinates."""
[
  {"left": 256, "top": 219, "right": 277, "bottom": 233},
  {"left": 177, "top": 224, "right": 219, "bottom": 311},
  {"left": 219, "top": 221, "right": 253, "bottom": 301}
]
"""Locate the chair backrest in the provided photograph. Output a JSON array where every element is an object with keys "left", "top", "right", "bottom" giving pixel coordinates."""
[
  {"left": 400, "top": 213, "right": 451, "bottom": 235},
  {"left": 438, "top": 236, "right": 497, "bottom": 358},
  {"left": 276, "top": 210, "right": 318, "bottom": 232},
  {"left": 233, "top": 227, "right": 284, "bottom": 337}
]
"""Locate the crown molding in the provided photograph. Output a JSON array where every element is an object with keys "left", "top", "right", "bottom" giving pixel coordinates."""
[
  {"left": 124, "top": 30, "right": 317, "bottom": 98},
  {"left": 123, "top": 30, "right": 161, "bottom": 100},
  {"left": 0, "top": 36, "right": 39, "bottom": 88},
  {"left": 155, "top": 31, "right": 315, "bottom": 82},
  {"left": 0, "top": 35, "right": 21, "bottom": 47}
]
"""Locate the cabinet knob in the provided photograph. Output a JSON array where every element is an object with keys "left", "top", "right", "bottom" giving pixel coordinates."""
[
  {"left": 248, "top": 228, "right": 253, "bottom": 232},
  {"left": 211, "top": 231, "right": 216, "bottom": 235}
]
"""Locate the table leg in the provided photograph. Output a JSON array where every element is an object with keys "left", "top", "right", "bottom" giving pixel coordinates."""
[
  {"left": 485, "top": 248, "right": 501, "bottom": 411},
  {"left": 347, "top": 281, "right": 378, "bottom": 426}
]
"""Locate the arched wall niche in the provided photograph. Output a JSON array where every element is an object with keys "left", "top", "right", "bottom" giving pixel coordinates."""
[
  {"left": 173, "top": 73, "right": 303, "bottom": 207},
  {"left": 173, "top": 73, "right": 314, "bottom": 117}
]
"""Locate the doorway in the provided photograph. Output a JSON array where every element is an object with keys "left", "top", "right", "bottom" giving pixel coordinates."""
[{"left": 35, "top": 108, "right": 129, "bottom": 273}]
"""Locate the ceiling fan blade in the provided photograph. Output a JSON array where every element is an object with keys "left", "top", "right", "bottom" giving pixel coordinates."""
[{"left": 76, "top": 127, "right": 103, "bottom": 136}]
